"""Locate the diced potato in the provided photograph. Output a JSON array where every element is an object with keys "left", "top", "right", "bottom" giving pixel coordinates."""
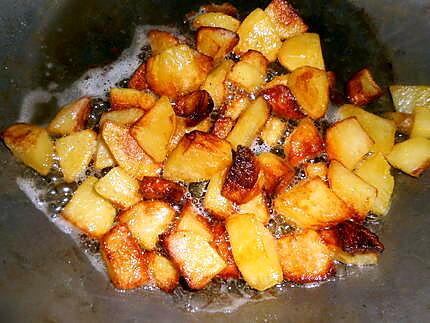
[
  {"left": 130, "top": 96, "right": 176, "bottom": 162},
  {"left": 109, "top": 88, "right": 157, "bottom": 110},
  {"left": 262, "top": 74, "right": 290, "bottom": 90},
  {"left": 62, "top": 177, "right": 116, "bottom": 238},
  {"left": 221, "top": 95, "right": 250, "bottom": 120},
  {"left": 201, "top": 59, "right": 234, "bottom": 108},
  {"left": 274, "top": 177, "right": 352, "bottom": 229},
  {"left": 354, "top": 152, "right": 394, "bottom": 216},
  {"left": 167, "top": 117, "right": 187, "bottom": 153},
  {"left": 146, "top": 252, "right": 179, "bottom": 292},
  {"left": 338, "top": 105, "right": 396, "bottom": 155},
  {"left": 102, "top": 121, "right": 160, "bottom": 180},
  {"left": 186, "top": 117, "right": 213, "bottom": 133},
  {"left": 257, "top": 152, "right": 294, "bottom": 194},
  {"left": 383, "top": 112, "right": 413, "bottom": 135},
  {"left": 284, "top": 118, "right": 324, "bottom": 167},
  {"left": 176, "top": 202, "right": 213, "bottom": 242},
  {"left": 264, "top": 0, "right": 308, "bottom": 39},
  {"left": 278, "top": 33, "right": 325, "bottom": 71},
  {"left": 305, "top": 162, "right": 327, "bottom": 180},
  {"left": 146, "top": 45, "right": 213, "bottom": 98},
  {"left": 198, "top": 2, "right": 238, "bottom": 16},
  {"left": 226, "top": 213, "right": 283, "bottom": 291},
  {"left": 212, "top": 116, "right": 234, "bottom": 139},
  {"left": 346, "top": 68, "right": 382, "bottom": 106},
  {"left": 227, "top": 97, "right": 270, "bottom": 148},
  {"left": 94, "top": 136, "right": 116, "bottom": 170},
  {"left": 55, "top": 129, "right": 97, "bottom": 183},
  {"left": 328, "top": 160, "right": 376, "bottom": 220},
  {"left": 163, "top": 131, "right": 232, "bottom": 182},
  {"left": 95, "top": 167, "right": 142, "bottom": 209},
  {"left": 174, "top": 90, "right": 213, "bottom": 127},
  {"left": 389, "top": 85, "right": 430, "bottom": 113},
  {"left": 165, "top": 230, "right": 226, "bottom": 289},
  {"left": 204, "top": 169, "right": 236, "bottom": 220},
  {"left": 128, "top": 63, "right": 148, "bottom": 91},
  {"left": 99, "top": 108, "right": 145, "bottom": 127},
  {"left": 118, "top": 201, "right": 175, "bottom": 250},
  {"left": 47, "top": 97, "right": 91, "bottom": 136},
  {"left": 240, "top": 50, "right": 269, "bottom": 75},
  {"left": 100, "top": 224, "right": 149, "bottom": 289},
  {"left": 288, "top": 66, "right": 329, "bottom": 119},
  {"left": 148, "top": 29, "right": 180, "bottom": 55},
  {"left": 238, "top": 192, "right": 270, "bottom": 224},
  {"left": 192, "top": 12, "right": 240, "bottom": 32},
  {"left": 386, "top": 137, "right": 430, "bottom": 177},
  {"left": 2, "top": 123, "right": 54, "bottom": 175},
  {"left": 260, "top": 116, "right": 287, "bottom": 146},
  {"left": 277, "top": 230, "right": 335, "bottom": 283},
  {"left": 212, "top": 223, "right": 241, "bottom": 279},
  {"left": 234, "top": 8, "right": 282, "bottom": 62},
  {"left": 326, "top": 117, "right": 373, "bottom": 170},
  {"left": 332, "top": 249, "right": 378, "bottom": 265},
  {"left": 260, "top": 85, "right": 304, "bottom": 120},
  {"left": 139, "top": 177, "right": 185, "bottom": 205},
  {"left": 411, "top": 107, "right": 430, "bottom": 138},
  {"left": 196, "top": 27, "right": 239, "bottom": 60}
]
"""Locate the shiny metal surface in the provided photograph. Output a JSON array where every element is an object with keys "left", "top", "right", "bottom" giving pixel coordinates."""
[{"left": 0, "top": 0, "right": 429, "bottom": 321}]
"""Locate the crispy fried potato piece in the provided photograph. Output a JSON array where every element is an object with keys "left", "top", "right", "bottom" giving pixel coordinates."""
[
  {"left": 260, "top": 85, "right": 305, "bottom": 120},
  {"left": 176, "top": 202, "right": 213, "bottom": 242},
  {"left": 346, "top": 68, "right": 382, "bottom": 106},
  {"left": 199, "top": 2, "right": 238, "bottom": 16},
  {"left": 196, "top": 27, "right": 239, "bottom": 61},
  {"left": 274, "top": 177, "right": 352, "bottom": 229},
  {"left": 146, "top": 252, "right": 179, "bottom": 293},
  {"left": 221, "top": 94, "right": 250, "bottom": 120},
  {"left": 389, "top": 85, "right": 430, "bottom": 113},
  {"left": 305, "top": 162, "right": 327, "bottom": 180},
  {"left": 146, "top": 45, "right": 213, "bottom": 98},
  {"left": 102, "top": 121, "right": 161, "bottom": 180},
  {"left": 128, "top": 63, "right": 148, "bottom": 91},
  {"left": 100, "top": 224, "right": 149, "bottom": 289},
  {"left": 2, "top": 123, "right": 54, "bottom": 175},
  {"left": 212, "top": 223, "right": 241, "bottom": 279},
  {"left": 47, "top": 97, "right": 91, "bottom": 136},
  {"left": 278, "top": 230, "right": 335, "bottom": 283},
  {"left": 383, "top": 112, "right": 413, "bottom": 135},
  {"left": 94, "top": 135, "right": 116, "bottom": 170},
  {"left": 411, "top": 106, "right": 430, "bottom": 138},
  {"left": 204, "top": 169, "right": 236, "bottom": 220},
  {"left": 174, "top": 90, "right": 214, "bottom": 127},
  {"left": 238, "top": 191, "right": 270, "bottom": 224},
  {"left": 201, "top": 59, "right": 234, "bottom": 108},
  {"left": 257, "top": 152, "right": 294, "bottom": 194},
  {"left": 260, "top": 116, "right": 287, "bottom": 147},
  {"left": 212, "top": 116, "right": 234, "bottom": 139},
  {"left": 186, "top": 117, "right": 213, "bottom": 133},
  {"left": 167, "top": 117, "right": 187, "bottom": 153},
  {"left": 62, "top": 177, "right": 116, "bottom": 238},
  {"left": 192, "top": 12, "right": 240, "bottom": 32},
  {"left": 99, "top": 108, "right": 145, "bottom": 127},
  {"left": 140, "top": 177, "right": 185, "bottom": 204},
  {"left": 118, "top": 201, "right": 175, "bottom": 250},
  {"left": 109, "top": 88, "right": 157, "bottom": 110},
  {"left": 148, "top": 29, "right": 180, "bottom": 55}
]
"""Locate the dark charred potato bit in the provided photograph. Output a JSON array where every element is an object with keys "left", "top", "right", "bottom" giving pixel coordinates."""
[
  {"left": 140, "top": 177, "right": 186, "bottom": 204},
  {"left": 260, "top": 85, "right": 305, "bottom": 120},
  {"left": 128, "top": 63, "right": 148, "bottom": 91},
  {"left": 346, "top": 68, "right": 383, "bottom": 106},
  {"left": 174, "top": 90, "right": 214, "bottom": 127},
  {"left": 221, "top": 145, "right": 260, "bottom": 204},
  {"left": 212, "top": 116, "right": 234, "bottom": 139},
  {"left": 212, "top": 223, "right": 241, "bottom": 279},
  {"left": 334, "top": 221, "right": 384, "bottom": 254}
]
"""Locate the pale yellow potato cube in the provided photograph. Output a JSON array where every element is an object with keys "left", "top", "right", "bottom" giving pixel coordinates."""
[
  {"left": 196, "top": 27, "right": 239, "bottom": 61},
  {"left": 305, "top": 162, "right": 327, "bottom": 180},
  {"left": 192, "top": 12, "right": 240, "bottom": 32},
  {"left": 177, "top": 202, "right": 213, "bottom": 242},
  {"left": 260, "top": 116, "right": 287, "bottom": 147},
  {"left": 222, "top": 95, "right": 251, "bottom": 120},
  {"left": 204, "top": 169, "right": 235, "bottom": 220},
  {"left": 94, "top": 136, "right": 116, "bottom": 170},
  {"left": 146, "top": 252, "right": 179, "bottom": 292},
  {"left": 99, "top": 108, "right": 145, "bottom": 127},
  {"left": 109, "top": 88, "right": 157, "bottom": 110},
  {"left": 227, "top": 61, "right": 265, "bottom": 93},
  {"left": 201, "top": 59, "right": 234, "bottom": 108},
  {"left": 148, "top": 29, "right": 180, "bottom": 55},
  {"left": 411, "top": 107, "right": 430, "bottom": 138},
  {"left": 389, "top": 85, "right": 430, "bottom": 113},
  {"left": 238, "top": 192, "right": 270, "bottom": 224}
]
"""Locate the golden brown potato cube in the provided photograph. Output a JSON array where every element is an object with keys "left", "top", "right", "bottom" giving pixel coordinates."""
[
  {"left": 62, "top": 176, "right": 116, "bottom": 238},
  {"left": 167, "top": 117, "right": 187, "bottom": 153},
  {"left": 99, "top": 108, "right": 145, "bottom": 127},
  {"left": 148, "top": 29, "right": 180, "bottom": 55},
  {"left": 226, "top": 213, "right": 283, "bottom": 291},
  {"left": 338, "top": 104, "right": 396, "bottom": 155},
  {"left": 201, "top": 59, "right": 234, "bottom": 108},
  {"left": 288, "top": 66, "right": 329, "bottom": 119},
  {"left": 221, "top": 94, "right": 250, "bottom": 120},
  {"left": 94, "top": 167, "right": 142, "bottom": 209},
  {"left": 130, "top": 96, "right": 176, "bottom": 162},
  {"left": 146, "top": 44, "right": 213, "bottom": 99},
  {"left": 389, "top": 85, "right": 430, "bottom": 113},
  {"left": 260, "top": 116, "right": 287, "bottom": 147},
  {"left": 383, "top": 112, "right": 413, "bottom": 135},
  {"left": 2, "top": 123, "right": 54, "bottom": 175},
  {"left": 354, "top": 152, "right": 394, "bottom": 216},
  {"left": 227, "top": 97, "right": 270, "bottom": 149},
  {"left": 199, "top": 2, "right": 238, "bottom": 16},
  {"left": 118, "top": 201, "right": 175, "bottom": 250},
  {"left": 264, "top": 0, "right": 308, "bottom": 39},
  {"left": 100, "top": 224, "right": 149, "bottom": 289},
  {"left": 173, "top": 90, "right": 213, "bottom": 127},
  {"left": 326, "top": 117, "right": 373, "bottom": 170},
  {"left": 139, "top": 176, "right": 185, "bottom": 205},
  {"left": 109, "top": 88, "right": 157, "bottom": 111},
  {"left": 238, "top": 192, "right": 270, "bottom": 225},
  {"left": 94, "top": 135, "right": 116, "bottom": 170},
  {"left": 102, "top": 121, "right": 161, "bottom": 180},
  {"left": 260, "top": 85, "right": 305, "bottom": 120},
  {"left": 411, "top": 107, "right": 430, "bottom": 138},
  {"left": 192, "top": 12, "right": 240, "bottom": 32},
  {"left": 146, "top": 252, "right": 179, "bottom": 292},
  {"left": 55, "top": 129, "right": 97, "bottom": 183},
  {"left": 262, "top": 74, "right": 290, "bottom": 90},
  {"left": 204, "top": 169, "right": 236, "bottom": 220},
  {"left": 227, "top": 57, "right": 267, "bottom": 93},
  {"left": 196, "top": 27, "right": 239, "bottom": 61},
  {"left": 346, "top": 68, "right": 382, "bottom": 106},
  {"left": 328, "top": 160, "right": 376, "bottom": 220},
  {"left": 212, "top": 223, "right": 241, "bottom": 279},
  {"left": 257, "top": 152, "right": 294, "bottom": 194},
  {"left": 212, "top": 116, "right": 234, "bottom": 139},
  {"left": 278, "top": 33, "right": 325, "bottom": 71},
  {"left": 163, "top": 131, "right": 232, "bottom": 182},
  {"left": 274, "top": 177, "right": 352, "bottom": 229},
  {"left": 165, "top": 230, "right": 226, "bottom": 289},
  {"left": 47, "top": 97, "right": 91, "bottom": 136},
  {"left": 176, "top": 202, "right": 213, "bottom": 242},
  {"left": 305, "top": 162, "right": 327, "bottom": 180},
  {"left": 386, "top": 137, "right": 430, "bottom": 177},
  {"left": 234, "top": 9, "right": 282, "bottom": 62},
  {"left": 284, "top": 118, "right": 324, "bottom": 167},
  {"left": 277, "top": 230, "right": 335, "bottom": 283},
  {"left": 128, "top": 63, "right": 148, "bottom": 91}
]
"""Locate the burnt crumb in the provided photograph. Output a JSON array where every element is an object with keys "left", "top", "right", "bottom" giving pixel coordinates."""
[
  {"left": 79, "top": 234, "right": 100, "bottom": 254},
  {"left": 336, "top": 221, "right": 384, "bottom": 254}
]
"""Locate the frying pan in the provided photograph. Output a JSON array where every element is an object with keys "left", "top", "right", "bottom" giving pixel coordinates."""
[{"left": 0, "top": 0, "right": 429, "bottom": 321}]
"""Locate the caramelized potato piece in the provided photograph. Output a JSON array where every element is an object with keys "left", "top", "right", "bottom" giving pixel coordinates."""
[
  {"left": 277, "top": 230, "right": 335, "bottom": 283},
  {"left": 389, "top": 85, "right": 430, "bottom": 113},
  {"left": 196, "top": 27, "right": 239, "bottom": 60},
  {"left": 346, "top": 68, "right": 382, "bottom": 106},
  {"left": 411, "top": 107, "right": 430, "bottom": 138},
  {"left": 284, "top": 118, "right": 324, "bottom": 167},
  {"left": 226, "top": 213, "right": 283, "bottom": 291},
  {"left": 47, "top": 97, "right": 91, "bottom": 136},
  {"left": 102, "top": 121, "right": 161, "bottom": 180},
  {"left": 238, "top": 192, "right": 270, "bottom": 224},
  {"left": 174, "top": 90, "right": 213, "bottom": 127},
  {"left": 146, "top": 45, "right": 213, "bottom": 98},
  {"left": 163, "top": 131, "right": 232, "bottom": 182},
  {"left": 383, "top": 112, "right": 413, "bottom": 135},
  {"left": 109, "top": 88, "right": 157, "bottom": 110},
  {"left": 264, "top": 0, "right": 308, "bottom": 39},
  {"left": 288, "top": 66, "right": 329, "bottom": 119},
  {"left": 165, "top": 230, "right": 226, "bottom": 290},
  {"left": 201, "top": 59, "right": 234, "bottom": 108},
  {"left": 212, "top": 223, "right": 241, "bottom": 279},
  {"left": 305, "top": 162, "right": 327, "bottom": 180},
  {"left": 260, "top": 116, "right": 287, "bottom": 147},
  {"left": 212, "top": 116, "right": 234, "bottom": 139},
  {"left": 257, "top": 152, "right": 294, "bottom": 194},
  {"left": 140, "top": 177, "right": 185, "bottom": 204},
  {"left": 274, "top": 177, "right": 351, "bottom": 229},
  {"left": 221, "top": 94, "right": 250, "bottom": 120},
  {"left": 148, "top": 29, "right": 180, "bottom": 55},
  {"left": 94, "top": 135, "right": 116, "bottom": 170},
  {"left": 146, "top": 252, "right": 179, "bottom": 292},
  {"left": 95, "top": 167, "right": 142, "bottom": 209},
  {"left": 128, "top": 63, "right": 148, "bottom": 91},
  {"left": 55, "top": 129, "right": 97, "bottom": 183},
  {"left": 278, "top": 33, "right": 325, "bottom": 71},
  {"left": 192, "top": 12, "right": 240, "bottom": 32},
  {"left": 204, "top": 169, "right": 235, "bottom": 220},
  {"left": 234, "top": 9, "right": 282, "bottom": 62},
  {"left": 333, "top": 221, "right": 384, "bottom": 254},
  {"left": 99, "top": 108, "right": 145, "bottom": 127},
  {"left": 62, "top": 177, "right": 116, "bottom": 238},
  {"left": 326, "top": 117, "right": 373, "bottom": 170},
  {"left": 260, "top": 85, "right": 305, "bottom": 120},
  {"left": 2, "top": 123, "right": 54, "bottom": 175},
  {"left": 118, "top": 201, "right": 175, "bottom": 250},
  {"left": 176, "top": 202, "right": 213, "bottom": 242},
  {"left": 100, "top": 224, "right": 149, "bottom": 289}
]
